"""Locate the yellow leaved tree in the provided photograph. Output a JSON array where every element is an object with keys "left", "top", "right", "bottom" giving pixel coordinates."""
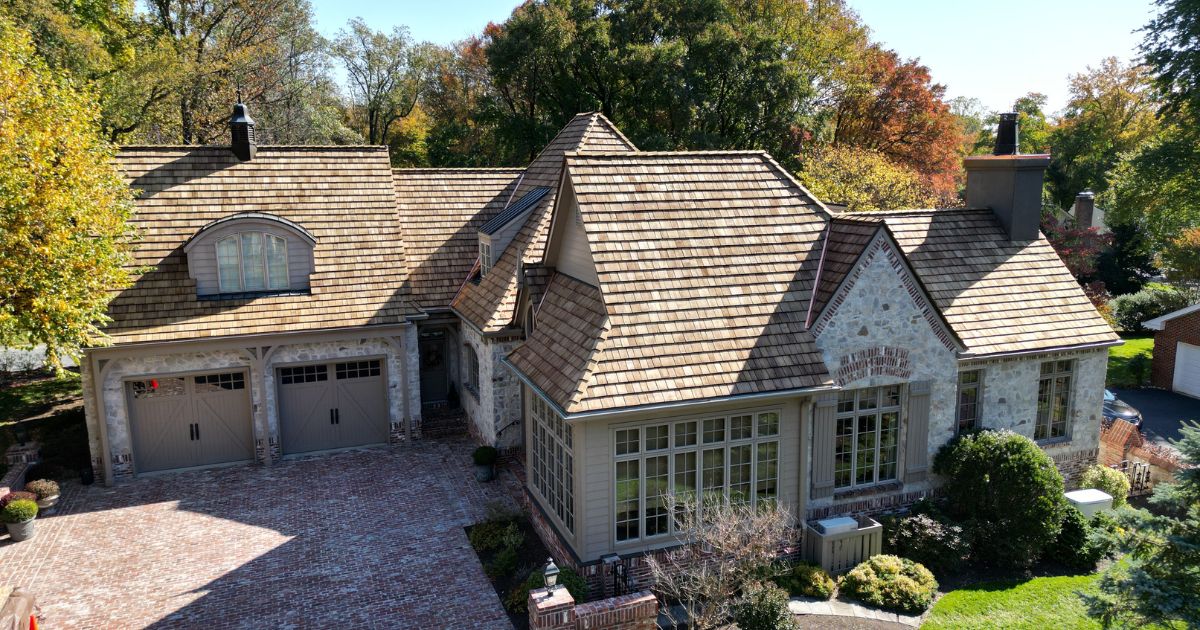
[
  {"left": 0, "top": 17, "right": 136, "bottom": 369},
  {"left": 797, "top": 144, "right": 952, "bottom": 212}
]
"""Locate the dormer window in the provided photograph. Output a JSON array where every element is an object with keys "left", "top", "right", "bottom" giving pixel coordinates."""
[
  {"left": 217, "top": 232, "right": 289, "bottom": 293},
  {"left": 184, "top": 212, "right": 316, "bottom": 298},
  {"left": 480, "top": 241, "right": 492, "bottom": 278}
]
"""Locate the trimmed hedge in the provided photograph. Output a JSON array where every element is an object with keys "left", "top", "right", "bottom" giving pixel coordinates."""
[
  {"left": 839, "top": 555, "right": 938, "bottom": 614},
  {"left": 933, "top": 429, "right": 1067, "bottom": 567},
  {"left": 773, "top": 562, "right": 835, "bottom": 599}
]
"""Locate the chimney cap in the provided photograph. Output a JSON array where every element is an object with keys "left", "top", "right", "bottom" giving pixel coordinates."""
[
  {"left": 1076, "top": 190, "right": 1095, "bottom": 199},
  {"left": 994, "top": 112, "right": 1019, "bottom": 156},
  {"left": 230, "top": 102, "right": 255, "bottom": 126}
]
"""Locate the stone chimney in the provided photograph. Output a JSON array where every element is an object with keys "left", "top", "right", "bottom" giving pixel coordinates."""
[
  {"left": 963, "top": 112, "right": 1048, "bottom": 242},
  {"left": 229, "top": 102, "right": 256, "bottom": 162},
  {"left": 1074, "top": 191, "right": 1096, "bottom": 228}
]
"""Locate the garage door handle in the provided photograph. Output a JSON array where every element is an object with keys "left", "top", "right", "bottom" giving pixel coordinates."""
[
  {"left": 194, "top": 424, "right": 199, "bottom": 440},
  {"left": 335, "top": 408, "right": 340, "bottom": 424}
]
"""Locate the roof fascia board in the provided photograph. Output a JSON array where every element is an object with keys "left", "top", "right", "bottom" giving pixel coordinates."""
[
  {"left": 1143, "top": 302, "right": 1200, "bottom": 330},
  {"left": 958, "top": 339, "right": 1124, "bottom": 360},
  {"left": 87, "top": 322, "right": 415, "bottom": 358}
]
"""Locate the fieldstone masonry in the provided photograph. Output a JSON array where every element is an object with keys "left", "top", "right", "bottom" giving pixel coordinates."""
[{"left": 461, "top": 324, "right": 524, "bottom": 450}]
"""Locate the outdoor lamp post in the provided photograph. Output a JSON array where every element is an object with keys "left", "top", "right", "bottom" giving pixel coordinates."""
[{"left": 543, "top": 558, "right": 560, "bottom": 592}]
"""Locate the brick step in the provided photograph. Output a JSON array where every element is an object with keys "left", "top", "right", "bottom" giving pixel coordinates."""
[{"left": 422, "top": 413, "right": 467, "bottom": 438}]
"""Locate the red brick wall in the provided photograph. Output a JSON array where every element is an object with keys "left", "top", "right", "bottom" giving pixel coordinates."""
[
  {"left": 528, "top": 588, "right": 658, "bottom": 630},
  {"left": 1151, "top": 310, "right": 1200, "bottom": 390}
]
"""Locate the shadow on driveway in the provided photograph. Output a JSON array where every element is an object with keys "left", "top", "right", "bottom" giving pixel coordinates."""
[{"left": 1110, "top": 387, "right": 1200, "bottom": 449}]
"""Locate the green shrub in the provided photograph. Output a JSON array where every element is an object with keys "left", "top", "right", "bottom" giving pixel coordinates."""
[
  {"left": 1, "top": 499, "right": 37, "bottom": 523},
  {"left": 472, "top": 445, "right": 499, "bottom": 466},
  {"left": 486, "top": 546, "right": 518, "bottom": 579},
  {"left": 733, "top": 581, "right": 799, "bottom": 630},
  {"left": 1046, "top": 506, "right": 1106, "bottom": 570},
  {"left": 468, "top": 519, "right": 513, "bottom": 552},
  {"left": 1111, "top": 284, "right": 1197, "bottom": 332},
  {"left": 773, "top": 562, "right": 835, "bottom": 599},
  {"left": 839, "top": 555, "right": 938, "bottom": 614},
  {"left": 504, "top": 565, "right": 588, "bottom": 613},
  {"left": 23, "top": 479, "right": 59, "bottom": 500},
  {"left": 933, "top": 429, "right": 1067, "bottom": 567},
  {"left": 1079, "top": 465, "right": 1131, "bottom": 508},
  {"left": 887, "top": 514, "right": 970, "bottom": 573},
  {"left": 0, "top": 491, "right": 36, "bottom": 509}
]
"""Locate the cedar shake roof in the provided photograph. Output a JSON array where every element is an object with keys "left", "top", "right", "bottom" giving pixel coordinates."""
[
  {"left": 393, "top": 167, "right": 523, "bottom": 309},
  {"left": 806, "top": 217, "right": 880, "bottom": 327},
  {"left": 511, "top": 151, "right": 835, "bottom": 415},
  {"left": 104, "top": 146, "right": 414, "bottom": 344},
  {"left": 452, "top": 113, "right": 636, "bottom": 332},
  {"left": 841, "top": 208, "right": 1120, "bottom": 356}
]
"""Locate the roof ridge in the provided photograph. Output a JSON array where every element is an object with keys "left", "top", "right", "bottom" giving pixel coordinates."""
[
  {"left": 567, "top": 149, "right": 771, "bottom": 158},
  {"left": 392, "top": 167, "right": 525, "bottom": 173},
  {"left": 840, "top": 207, "right": 986, "bottom": 216},
  {"left": 585, "top": 112, "right": 639, "bottom": 151},
  {"left": 119, "top": 145, "right": 388, "bottom": 151}
]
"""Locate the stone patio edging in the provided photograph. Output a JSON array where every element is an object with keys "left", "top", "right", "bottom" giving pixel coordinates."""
[{"left": 789, "top": 596, "right": 924, "bottom": 627}]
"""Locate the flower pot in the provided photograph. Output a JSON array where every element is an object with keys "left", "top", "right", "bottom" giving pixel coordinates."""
[
  {"left": 36, "top": 495, "right": 59, "bottom": 515},
  {"left": 474, "top": 463, "right": 495, "bottom": 482},
  {"left": 5, "top": 518, "right": 35, "bottom": 542}
]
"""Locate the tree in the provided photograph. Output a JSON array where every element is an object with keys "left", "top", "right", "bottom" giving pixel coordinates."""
[
  {"left": 1141, "top": 0, "right": 1200, "bottom": 119},
  {"left": 647, "top": 494, "right": 796, "bottom": 629},
  {"left": 798, "top": 144, "right": 944, "bottom": 211},
  {"left": 1102, "top": 124, "right": 1200, "bottom": 256},
  {"left": 830, "top": 46, "right": 964, "bottom": 201},
  {"left": 332, "top": 18, "right": 432, "bottom": 148},
  {"left": 949, "top": 96, "right": 992, "bottom": 157},
  {"left": 1087, "top": 421, "right": 1200, "bottom": 627},
  {"left": 1046, "top": 58, "right": 1159, "bottom": 209},
  {"left": 1162, "top": 227, "right": 1200, "bottom": 282},
  {"left": 0, "top": 18, "right": 136, "bottom": 367},
  {"left": 423, "top": 38, "right": 508, "bottom": 167},
  {"left": 1094, "top": 221, "right": 1158, "bottom": 296}
]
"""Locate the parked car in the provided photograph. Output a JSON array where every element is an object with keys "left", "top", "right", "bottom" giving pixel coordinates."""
[{"left": 1104, "top": 389, "right": 1143, "bottom": 428}]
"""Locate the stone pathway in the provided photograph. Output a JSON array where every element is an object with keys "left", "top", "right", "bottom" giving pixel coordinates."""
[
  {"left": 790, "top": 596, "right": 923, "bottom": 627},
  {"left": 1, "top": 439, "right": 517, "bottom": 629}
]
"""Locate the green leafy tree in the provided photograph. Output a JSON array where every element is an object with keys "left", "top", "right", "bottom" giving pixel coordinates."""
[
  {"left": 1102, "top": 124, "right": 1200, "bottom": 256},
  {"left": 1094, "top": 221, "right": 1157, "bottom": 296},
  {"left": 332, "top": 18, "right": 433, "bottom": 148},
  {"left": 1161, "top": 226, "right": 1200, "bottom": 282},
  {"left": 1087, "top": 421, "right": 1200, "bottom": 627},
  {"left": 1142, "top": 0, "right": 1200, "bottom": 119},
  {"left": 0, "top": 18, "right": 136, "bottom": 367}
]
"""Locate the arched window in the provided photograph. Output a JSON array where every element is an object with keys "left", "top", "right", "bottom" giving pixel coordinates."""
[{"left": 216, "top": 232, "right": 289, "bottom": 293}]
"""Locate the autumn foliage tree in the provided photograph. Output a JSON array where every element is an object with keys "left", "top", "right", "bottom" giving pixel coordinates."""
[
  {"left": 798, "top": 145, "right": 943, "bottom": 211},
  {"left": 0, "top": 18, "right": 136, "bottom": 367}
]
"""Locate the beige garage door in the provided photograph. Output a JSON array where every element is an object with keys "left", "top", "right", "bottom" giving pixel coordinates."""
[
  {"left": 127, "top": 371, "right": 255, "bottom": 474},
  {"left": 1174, "top": 342, "right": 1200, "bottom": 398},
  {"left": 277, "top": 359, "right": 390, "bottom": 455}
]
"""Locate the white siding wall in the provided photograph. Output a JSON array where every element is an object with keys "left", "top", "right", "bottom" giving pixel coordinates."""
[
  {"left": 549, "top": 184, "right": 599, "bottom": 286},
  {"left": 185, "top": 218, "right": 314, "bottom": 295}
]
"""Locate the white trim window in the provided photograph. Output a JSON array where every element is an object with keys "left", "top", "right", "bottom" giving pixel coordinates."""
[
  {"left": 834, "top": 386, "right": 900, "bottom": 490},
  {"left": 479, "top": 241, "right": 492, "bottom": 277},
  {"left": 613, "top": 410, "right": 781, "bottom": 543},
  {"left": 1036, "top": 360, "right": 1073, "bottom": 441},
  {"left": 531, "top": 396, "right": 574, "bottom": 532},
  {"left": 216, "top": 232, "right": 289, "bottom": 293},
  {"left": 956, "top": 370, "right": 983, "bottom": 434}
]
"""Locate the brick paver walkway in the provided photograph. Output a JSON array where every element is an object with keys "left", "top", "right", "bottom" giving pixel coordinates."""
[{"left": 1, "top": 440, "right": 518, "bottom": 629}]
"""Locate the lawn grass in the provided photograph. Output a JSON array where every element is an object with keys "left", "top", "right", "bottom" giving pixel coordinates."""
[
  {"left": 0, "top": 371, "right": 82, "bottom": 424},
  {"left": 923, "top": 573, "right": 1102, "bottom": 630},
  {"left": 1107, "top": 334, "right": 1154, "bottom": 388}
]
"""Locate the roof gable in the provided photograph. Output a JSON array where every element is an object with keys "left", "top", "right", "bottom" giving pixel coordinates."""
[{"left": 1144, "top": 302, "right": 1200, "bottom": 330}]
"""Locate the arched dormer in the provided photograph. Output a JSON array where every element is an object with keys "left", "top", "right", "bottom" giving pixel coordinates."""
[{"left": 183, "top": 213, "right": 316, "bottom": 297}]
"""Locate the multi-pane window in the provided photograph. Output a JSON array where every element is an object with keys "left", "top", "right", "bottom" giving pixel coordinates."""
[
  {"left": 956, "top": 370, "right": 983, "bottom": 434},
  {"left": 1036, "top": 360, "right": 1073, "bottom": 441},
  {"left": 479, "top": 241, "right": 492, "bottom": 277},
  {"left": 465, "top": 347, "right": 480, "bottom": 397},
  {"left": 194, "top": 371, "right": 246, "bottom": 392},
  {"left": 834, "top": 387, "right": 900, "bottom": 490},
  {"left": 613, "top": 410, "right": 781, "bottom": 542},
  {"left": 531, "top": 396, "right": 574, "bottom": 532},
  {"left": 216, "top": 232, "right": 288, "bottom": 293}
]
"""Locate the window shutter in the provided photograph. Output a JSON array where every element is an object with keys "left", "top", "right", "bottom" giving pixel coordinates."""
[
  {"left": 811, "top": 391, "right": 838, "bottom": 499},
  {"left": 905, "top": 380, "right": 932, "bottom": 483}
]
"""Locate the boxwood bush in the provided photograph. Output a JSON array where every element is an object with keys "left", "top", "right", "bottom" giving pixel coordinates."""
[
  {"left": 886, "top": 514, "right": 970, "bottom": 574},
  {"left": 733, "top": 581, "right": 799, "bottom": 630},
  {"left": 839, "top": 555, "right": 938, "bottom": 614},
  {"left": 1, "top": 499, "right": 37, "bottom": 523},
  {"left": 773, "top": 562, "right": 835, "bottom": 599},
  {"left": 1078, "top": 464, "right": 1131, "bottom": 508},
  {"left": 932, "top": 429, "right": 1067, "bottom": 567}
]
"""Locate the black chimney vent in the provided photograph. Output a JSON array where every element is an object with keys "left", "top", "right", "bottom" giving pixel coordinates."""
[
  {"left": 229, "top": 102, "right": 257, "bottom": 161},
  {"left": 993, "top": 112, "right": 1018, "bottom": 155}
]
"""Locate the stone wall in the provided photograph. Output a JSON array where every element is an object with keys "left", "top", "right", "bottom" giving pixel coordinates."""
[
  {"left": 460, "top": 324, "right": 524, "bottom": 450},
  {"left": 87, "top": 331, "right": 417, "bottom": 484}
]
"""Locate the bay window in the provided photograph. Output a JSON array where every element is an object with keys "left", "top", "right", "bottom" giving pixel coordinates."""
[{"left": 613, "top": 410, "right": 781, "bottom": 543}]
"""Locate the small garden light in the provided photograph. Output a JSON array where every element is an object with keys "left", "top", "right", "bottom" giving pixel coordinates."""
[{"left": 543, "top": 558, "right": 560, "bottom": 591}]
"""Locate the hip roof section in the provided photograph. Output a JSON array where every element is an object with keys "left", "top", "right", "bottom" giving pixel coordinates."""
[{"left": 105, "top": 146, "right": 414, "bottom": 344}]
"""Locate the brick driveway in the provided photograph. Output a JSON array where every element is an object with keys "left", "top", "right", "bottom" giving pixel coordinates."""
[{"left": 0, "top": 440, "right": 517, "bottom": 629}]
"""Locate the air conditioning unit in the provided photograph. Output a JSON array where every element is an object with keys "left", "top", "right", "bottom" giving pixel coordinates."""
[{"left": 804, "top": 515, "right": 883, "bottom": 574}]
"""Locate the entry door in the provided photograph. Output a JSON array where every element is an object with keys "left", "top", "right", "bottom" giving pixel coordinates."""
[
  {"left": 419, "top": 330, "right": 448, "bottom": 403},
  {"left": 128, "top": 371, "right": 254, "bottom": 473},
  {"left": 277, "top": 359, "right": 389, "bottom": 455},
  {"left": 1175, "top": 342, "right": 1200, "bottom": 398}
]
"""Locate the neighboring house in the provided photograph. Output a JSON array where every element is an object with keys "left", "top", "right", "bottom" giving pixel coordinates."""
[
  {"left": 83, "top": 106, "right": 1117, "bottom": 577},
  {"left": 1144, "top": 304, "right": 1200, "bottom": 398}
]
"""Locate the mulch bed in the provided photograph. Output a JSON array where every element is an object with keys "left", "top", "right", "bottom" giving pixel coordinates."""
[{"left": 465, "top": 516, "right": 552, "bottom": 630}]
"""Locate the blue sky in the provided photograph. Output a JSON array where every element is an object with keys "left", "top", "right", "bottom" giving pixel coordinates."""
[{"left": 308, "top": 0, "right": 1158, "bottom": 115}]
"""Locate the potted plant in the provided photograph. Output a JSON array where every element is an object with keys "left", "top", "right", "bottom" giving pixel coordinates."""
[
  {"left": 24, "top": 479, "right": 60, "bottom": 513},
  {"left": 472, "top": 445, "right": 499, "bottom": 482},
  {"left": 2, "top": 499, "right": 37, "bottom": 542}
]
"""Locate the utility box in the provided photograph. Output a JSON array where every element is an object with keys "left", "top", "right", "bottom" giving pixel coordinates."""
[
  {"left": 804, "top": 515, "right": 883, "bottom": 575},
  {"left": 1065, "top": 488, "right": 1114, "bottom": 519}
]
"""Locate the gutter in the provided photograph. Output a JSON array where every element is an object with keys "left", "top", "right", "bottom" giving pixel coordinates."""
[
  {"left": 500, "top": 356, "right": 837, "bottom": 422},
  {"left": 959, "top": 339, "right": 1123, "bottom": 361}
]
